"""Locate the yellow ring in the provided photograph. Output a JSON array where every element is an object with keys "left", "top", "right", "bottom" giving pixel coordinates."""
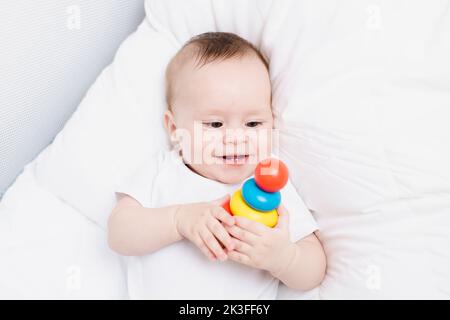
[{"left": 230, "top": 189, "right": 278, "bottom": 228}]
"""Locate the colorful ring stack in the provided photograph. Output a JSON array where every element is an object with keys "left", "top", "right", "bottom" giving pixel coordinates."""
[{"left": 222, "top": 158, "right": 289, "bottom": 227}]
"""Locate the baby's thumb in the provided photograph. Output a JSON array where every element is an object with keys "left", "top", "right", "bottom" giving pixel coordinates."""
[
  {"left": 276, "top": 204, "right": 290, "bottom": 229},
  {"left": 211, "top": 194, "right": 231, "bottom": 207}
]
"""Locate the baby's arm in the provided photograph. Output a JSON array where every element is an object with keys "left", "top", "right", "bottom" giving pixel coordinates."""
[
  {"left": 271, "top": 233, "right": 326, "bottom": 291},
  {"left": 108, "top": 193, "right": 235, "bottom": 260},
  {"left": 108, "top": 193, "right": 181, "bottom": 256}
]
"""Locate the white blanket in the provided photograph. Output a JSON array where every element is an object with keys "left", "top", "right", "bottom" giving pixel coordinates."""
[{"left": 0, "top": 165, "right": 127, "bottom": 299}]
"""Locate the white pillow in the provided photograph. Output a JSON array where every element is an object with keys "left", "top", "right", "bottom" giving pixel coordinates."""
[
  {"left": 33, "top": 0, "right": 276, "bottom": 228},
  {"left": 33, "top": 0, "right": 311, "bottom": 228},
  {"left": 34, "top": 20, "right": 172, "bottom": 228}
]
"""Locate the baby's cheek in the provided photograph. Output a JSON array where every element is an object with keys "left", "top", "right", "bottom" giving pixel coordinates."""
[
  {"left": 182, "top": 129, "right": 219, "bottom": 163},
  {"left": 254, "top": 128, "right": 273, "bottom": 158}
]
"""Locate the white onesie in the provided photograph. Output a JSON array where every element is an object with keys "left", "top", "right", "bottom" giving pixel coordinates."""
[{"left": 115, "top": 149, "right": 319, "bottom": 299}]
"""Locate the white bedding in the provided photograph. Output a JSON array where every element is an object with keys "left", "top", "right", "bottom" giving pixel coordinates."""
[
  {"left": 0, "top": 165, "right": 127, "bottom": 299},
  {"left": 1, "top": 0, "right": 450, "bottom": 299}
]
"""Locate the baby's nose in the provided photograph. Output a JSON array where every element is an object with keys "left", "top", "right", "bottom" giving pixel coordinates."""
[{"left": 223, "top": 128, "right": 248, "bottom": 144}]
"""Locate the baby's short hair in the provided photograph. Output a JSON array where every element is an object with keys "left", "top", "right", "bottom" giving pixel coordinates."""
[{"left": 165, "top": 32, "right": 269, "bottom": 109}]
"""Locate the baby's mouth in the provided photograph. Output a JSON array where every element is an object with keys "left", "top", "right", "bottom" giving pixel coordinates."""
[{"left": 214, "top": 154, "right": 250, "bottom": 165}]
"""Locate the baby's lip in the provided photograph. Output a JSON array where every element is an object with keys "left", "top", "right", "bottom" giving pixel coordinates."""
[
  {"left": 213, "top": 154, "right": 251, "bottom": 165},
  {"left": 213, "top": 154, "right": 250, "bottom": 159}
]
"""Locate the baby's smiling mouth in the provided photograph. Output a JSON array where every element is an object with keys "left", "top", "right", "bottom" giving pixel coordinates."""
[{"left": 213, "top": 154, "right": 250, "bottom": 165}]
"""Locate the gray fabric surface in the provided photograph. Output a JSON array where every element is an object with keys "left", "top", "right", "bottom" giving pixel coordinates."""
[{"left": 0, "top": 0, "right": 146, "bottom": 199}]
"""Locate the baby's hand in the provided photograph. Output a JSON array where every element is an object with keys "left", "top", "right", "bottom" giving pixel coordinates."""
[
  {"left": 225, "top": 205, "right": 295, "bottom": 275},
  {"left": 174, "top": 195, "right": 236, "bottom": 261}
]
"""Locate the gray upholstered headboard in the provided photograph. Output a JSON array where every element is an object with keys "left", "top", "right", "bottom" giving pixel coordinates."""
[{"left": 0, "top": 0, "right": 146, "bottom": 199}]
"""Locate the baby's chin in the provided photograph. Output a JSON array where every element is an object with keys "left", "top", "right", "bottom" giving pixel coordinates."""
[
  {"left": 188, "top": 163, "right": 255, "bottom": 185},
  {"left": 208, "top": 164, "right": 256, "bottom": 185}
]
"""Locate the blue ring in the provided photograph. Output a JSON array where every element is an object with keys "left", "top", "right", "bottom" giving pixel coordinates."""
[{"left": 242, "top": 178, "right": 281, "bottom": 212}]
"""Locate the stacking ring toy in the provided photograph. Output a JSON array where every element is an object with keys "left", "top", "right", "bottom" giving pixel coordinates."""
[
  {"left": 230, "top": 190, "right": 278, "bottom": 228},
  {"left": 242, "top": 178, "right": 281, "bottom": 212},
  {"left": 221, "top": 157, "right": 289, "bottom": 228},
  {"left": 254, "top": 158, "right": 289, "bottom": 193}
]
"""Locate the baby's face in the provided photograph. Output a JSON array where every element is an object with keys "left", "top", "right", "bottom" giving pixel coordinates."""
[{"left": 165, "top": 54, "right": 273, "bottom": 184}]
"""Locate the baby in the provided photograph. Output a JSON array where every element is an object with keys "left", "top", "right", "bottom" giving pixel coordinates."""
[{"left": 108, "top": 32, "right": 326, "bottom": 299}]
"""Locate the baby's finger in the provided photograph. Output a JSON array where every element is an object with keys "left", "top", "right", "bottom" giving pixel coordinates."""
[
  {"left": 234, "top": 216, "right": 269, "bottom": 236},
  {"left": 228, "top": 250, "right": 252, "bottom": 267},
  {"left": 211, "top": 194, "right": 231, "bottom": 207},
  {"left": 212, "top": 207, "right": 235, "bottom": 226},
  {"left": 233, "top": 238, "right": 253, "bottom": 255},
  {"left": 276, "top": 204, "right": 289, "bottom": 230},
  {"left": 225, "top": 225, "right": 258, "bottom": 245},
  {"left": 192, "top": 235, "right": 216, "bottom": 261},
  {"left": 200, "top": 229, "right": 228, "bottom": 261},
  {"left": 207, "top": 218, "right": 235, "bottom": 251}
]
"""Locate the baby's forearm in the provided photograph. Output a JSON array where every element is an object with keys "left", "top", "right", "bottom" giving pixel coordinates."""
[
  {"left": 108, "top": 205, "right": 182, "bottom": 256},
  {"left": 271, "top": 233, "right": 326, "bottom": 291}
]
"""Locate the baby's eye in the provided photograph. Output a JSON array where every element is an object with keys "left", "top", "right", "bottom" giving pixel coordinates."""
[
  {"left": 246, "top": 121, "right": 263, "bottom": 128},
  {"left": 203, "top": 121, "right": 223, "bottom": 128}
]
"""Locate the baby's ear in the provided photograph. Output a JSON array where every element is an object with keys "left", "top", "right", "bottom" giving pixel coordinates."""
[
  {"left": 163, "top": 110, "right": 175, "bottom": 132},
  {"left": 163, "top": 110, "right": 178, "bottom": 143}
]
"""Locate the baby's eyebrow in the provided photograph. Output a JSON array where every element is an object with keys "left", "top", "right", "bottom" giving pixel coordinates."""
[
  {"left": 195, "top": 105, "right": 273, "bottom": 118},
  {"left": 245, "top": 109, "right": 273, "bottom": 117},
  {"left": 198, "top": 110, "right": 225, "bottom": 117},
  {"left": 197, "top": 109, "right": 227, "bottom": 117}
]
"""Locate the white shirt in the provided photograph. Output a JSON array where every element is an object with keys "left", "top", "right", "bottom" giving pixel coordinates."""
[{"left": 115, "top": 149, "right": 318, "bottom": 299}]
